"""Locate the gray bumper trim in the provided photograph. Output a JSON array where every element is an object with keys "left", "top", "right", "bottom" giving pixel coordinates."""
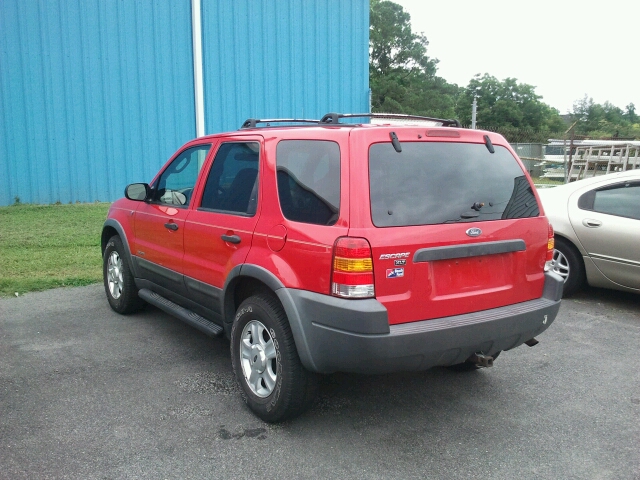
[{"left": 284, "top": 272, "right": 563, "bottom": 374}]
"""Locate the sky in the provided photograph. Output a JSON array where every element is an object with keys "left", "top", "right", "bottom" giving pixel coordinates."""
[{"left": 393, "top": 0, "right": 639, "bottom": 115}]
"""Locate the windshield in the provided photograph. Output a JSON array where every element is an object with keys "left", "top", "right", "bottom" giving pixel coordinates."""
[{"left": 369, "top": 142, "right": 539, "bottom": 227}]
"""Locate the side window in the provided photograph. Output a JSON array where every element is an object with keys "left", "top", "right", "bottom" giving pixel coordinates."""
[
  {"left": 200, "top": 142, "right": 260, "bottom": 215},
  {"left": 276, "top": 140, "right": 340, "bottom": 226},
  {"left": 154, "top": 144, "right": 211, "bottom": 206},
  {"left": 583, "top": 181, "right": 640, "bottom": 220}
]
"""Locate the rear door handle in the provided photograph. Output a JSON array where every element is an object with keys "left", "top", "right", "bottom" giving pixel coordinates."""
[
  {"left": 164, "top": 222, "right": 179, "bottom": 231},
  {"left": 582, "top": 218, "right": 602, "bottom": 228},
  {"left": 221, "top": 234, "right": 241, "bottom": 244}
]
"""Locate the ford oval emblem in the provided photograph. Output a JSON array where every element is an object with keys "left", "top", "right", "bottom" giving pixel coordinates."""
[{"left": 466, "top": 227, "right": 482, "bottom": 237}]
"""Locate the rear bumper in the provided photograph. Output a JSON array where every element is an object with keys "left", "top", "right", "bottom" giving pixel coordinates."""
[{"left": 278, "top": 272, "right": 563, "bottom": 374}]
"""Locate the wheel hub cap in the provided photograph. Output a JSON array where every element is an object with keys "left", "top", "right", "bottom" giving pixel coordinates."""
[
  {"left": 250, "top": 345, "right": 267, "bottom": 373},
  {"left": 551, "top": 249, "right": 570, "bottom": 282},
  {"left": 107, "top": 251, "right": 124, "bottom": 299},
  {"left": 239, "top": 319, "right": 277, "bottom": 398}
]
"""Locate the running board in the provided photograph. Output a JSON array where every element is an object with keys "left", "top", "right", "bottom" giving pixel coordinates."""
[{"left": 138, "top": 289, "right": 223, "bottom": 337}]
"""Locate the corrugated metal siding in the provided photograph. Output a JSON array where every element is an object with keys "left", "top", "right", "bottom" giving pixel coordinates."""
[
  {"left": 0, "top": 0, "right": 369, "bottom": 205},
  {"left": 0, "top": 0, "right": 195, "bottom": 205},
  {"left": 202, "top": 0, "right": 370, "bottom": 133}
]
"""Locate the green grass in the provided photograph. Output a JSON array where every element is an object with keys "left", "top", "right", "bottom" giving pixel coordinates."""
[
  {"left": 0, "top": 179, "right": 564, "bottom": 297},
  {"left": 0, "top": 203, "right": 110, "bottom": 297}
]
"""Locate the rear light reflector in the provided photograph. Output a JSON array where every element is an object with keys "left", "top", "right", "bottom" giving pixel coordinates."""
[
  {"left": 333, "top": 257, "right": 372, "bottom": 272},
  {"left": 544, "top": 223, "right": 555, "bottom": 271},
  {"left": 332, "top": 237, "right": 375, "bottom": 298},
  {"left": 332, "top": 283, "right": 375, "bottom": 298}
]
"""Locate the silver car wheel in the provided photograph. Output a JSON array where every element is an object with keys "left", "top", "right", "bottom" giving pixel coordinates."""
[
  {"left": 240, "top": 319, "right": 278, "bottom": 398},
  {"left": 551, "top": 248, "right": 570, "bottom": 282},
  {"left": 107, "top": 251, "right": 124, "bottom": 299}
]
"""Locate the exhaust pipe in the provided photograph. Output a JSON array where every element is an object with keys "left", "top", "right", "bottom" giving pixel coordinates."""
[{"left": 469, "top": 353, "right": 494, "bottom": 368}]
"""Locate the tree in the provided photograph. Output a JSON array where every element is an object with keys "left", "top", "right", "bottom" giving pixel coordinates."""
[
  {"left": 369, "top": 0, "right": 459, "bottom": 119},
  {"left": 570, "top": 96, "right": 639, "bottom": 138},
  {"left": 625, "top": 103, "right": 637, "bottom": 123},
  {"left": 368, "top": 0, "right": 634, "bottom": 139},
  {"left": 369, "top": 0, "right": 437, "bottom": 78},
  {"left": 455, "top": 74, "right": 565, "bottom": 133}
]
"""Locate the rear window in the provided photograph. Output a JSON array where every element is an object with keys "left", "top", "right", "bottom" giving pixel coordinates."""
[
  {"left": 369, "top": 142, "right": 539, "bottom": 227},
  {"left": 276, "top": 140, "right": 340, "bottom": 226},
  {"left": 578, "top": 181, "right": 640, "bottom": 220}
]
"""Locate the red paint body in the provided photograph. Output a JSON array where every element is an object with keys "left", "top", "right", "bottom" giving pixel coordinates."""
[{"left": 107, "top": 124, "right": 550, "bottom": 325}]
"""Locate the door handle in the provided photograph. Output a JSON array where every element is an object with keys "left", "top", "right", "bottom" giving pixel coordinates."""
[
  {"left": 164, "top": 222, "right": 179, "bottom": 231},
  {"left": 221, "top": 234, "right": 241, "bottom": 244},
  {"left": 582, "top": 218, "right": 602, "bottom": 228}
]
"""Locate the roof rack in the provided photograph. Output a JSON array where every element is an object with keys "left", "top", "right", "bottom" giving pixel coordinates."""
[
  {"left": 319, "top": 112, "right": 462, "bottom": 128},
  {"left": 240, "top": 118, "right": 320, "bottom": 129},
  {"left": 240, "top": 113, "right": 463, "bottom": 129}
]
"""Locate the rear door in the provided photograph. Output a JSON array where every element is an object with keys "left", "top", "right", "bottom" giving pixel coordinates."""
[
  {"left": 353, "top": 129, "right": 548, "bottom": 325},
  {"left": 569, "top": 179, "right": 640, "bottom": 289}
]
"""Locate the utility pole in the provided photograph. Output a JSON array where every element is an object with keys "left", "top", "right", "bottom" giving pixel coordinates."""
[
  {"left": 564, "top": 121, "right": 578, "bottom": 183},
  {"left": 471, "top": 97, "right": 477, "bottom": 129}
]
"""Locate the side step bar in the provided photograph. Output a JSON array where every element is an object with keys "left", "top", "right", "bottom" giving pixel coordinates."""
[{"left": 138, "top": 288, "right": 223, "bottom": 337}]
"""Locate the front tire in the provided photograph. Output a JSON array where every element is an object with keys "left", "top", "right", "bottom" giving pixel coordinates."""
[
  {"left": 551, "top": 237, "right": 585, "bottom": 297},
  {"left": 231, "top": 294, "right": 317, "bottom": 422},
  {"left": 103, "top": 235, "right": 144, "bottom": 314}
]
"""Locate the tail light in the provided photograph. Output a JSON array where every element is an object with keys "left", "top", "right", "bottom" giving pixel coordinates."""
[
  {"left": 544, "top": 223, "right": 555, "bottom": 271},
  {"left": 331, "top": 237, "right": 375, "bottom": 298}
]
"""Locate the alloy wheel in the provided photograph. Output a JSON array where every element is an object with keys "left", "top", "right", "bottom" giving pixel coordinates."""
[
  {"left": 551, "top": 249, "right": 570, "bottom": 282},
  {"left": 240, "top": 320, "right": 278, "bottom": 398},
  {"left": 107, "top": 251, "right": 124, "bottom": 299}
]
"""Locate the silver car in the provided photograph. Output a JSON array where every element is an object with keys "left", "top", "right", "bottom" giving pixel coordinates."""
[{"left": 537, "top": 170, "right": 640, "bottom": 296}]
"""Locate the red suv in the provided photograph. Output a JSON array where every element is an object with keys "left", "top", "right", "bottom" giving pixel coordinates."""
[{"left": 102, "top": 113, "right": 562, "bottom": 422}]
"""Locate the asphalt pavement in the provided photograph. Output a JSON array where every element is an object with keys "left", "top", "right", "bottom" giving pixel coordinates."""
[{"left": 1, "top": 284, "right": 639, "bottom": 479}]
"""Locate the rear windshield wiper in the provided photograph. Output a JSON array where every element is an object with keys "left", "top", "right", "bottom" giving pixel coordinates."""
[
  {"left": 390, "top": 132, "right": 402, "bottom": 153},
  {"left": 484, "top": 135, "right": 495, "bottom": 154}
]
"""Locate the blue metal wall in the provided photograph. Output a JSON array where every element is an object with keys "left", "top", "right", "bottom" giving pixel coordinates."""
[
  {"left": 202, "top": 0, "right": 370, "bottom": 133},
  {"left": 0, "top": 0, "right": 369, "bottom": 205},
  {"left": 0, "top": 1, "right": 196, "bottom": 205}
]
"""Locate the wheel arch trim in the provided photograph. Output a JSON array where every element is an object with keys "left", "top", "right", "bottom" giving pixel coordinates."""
[
  {"left": 554, "top": 233, "right": 586, "bottom": 259},
  {"left": 222, "top": 264, "right": 318, "bottom": 371},
  {"left": 102, "top": 219, "right": 139, "bottom": 277}
]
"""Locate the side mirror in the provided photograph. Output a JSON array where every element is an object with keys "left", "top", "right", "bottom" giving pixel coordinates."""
[{"left": 125, "top": 183, "right": 151, "bottom": 201}]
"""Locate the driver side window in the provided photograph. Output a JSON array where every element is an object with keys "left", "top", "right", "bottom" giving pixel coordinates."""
[{"left": 155, "top": 144, "right": 211, "bottom": 206}]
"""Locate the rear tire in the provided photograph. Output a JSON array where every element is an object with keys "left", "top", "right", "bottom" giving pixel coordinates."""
[
  {"left": 231, "top": 294, "right": 317, "bottom": 422},
  {"left": 551, "top": 237, "right": 585, "bottom": 297},
  {"left": 103, "top": 235, "right": 144, "bottom": 314}
]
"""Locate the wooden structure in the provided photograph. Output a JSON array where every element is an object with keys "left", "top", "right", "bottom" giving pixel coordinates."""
[{"left": 568, "top": 144, "right": 640, "bottom": 180}]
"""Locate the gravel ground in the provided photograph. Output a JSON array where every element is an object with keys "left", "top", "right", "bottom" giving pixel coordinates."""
[{"left": 1, "top": 284, "right": 639, "bottom": 479}]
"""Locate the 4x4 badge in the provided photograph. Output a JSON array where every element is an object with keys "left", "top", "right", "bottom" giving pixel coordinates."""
[{"left": 466, "top": 227, "right": 482, "bottom": 237}]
